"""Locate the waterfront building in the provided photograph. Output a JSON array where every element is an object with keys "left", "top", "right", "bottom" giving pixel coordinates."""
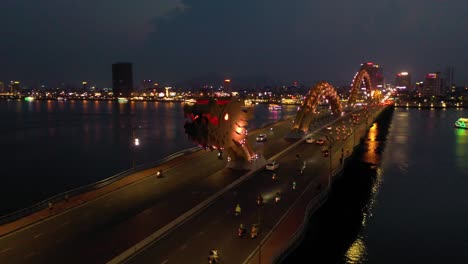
[
  {"left": 395, "top": 72, "right": 411, "bottom": 90},
  {"left": 444, "top": 66, "right": 455, "bottom": 93},
  {"left": 112, "top": 62, "right": 133, "bottom": 98},
  {"left": 223, "top": 79, "right": 232, "bottom": 95},
  {"left": 360, "top": 62, "right": 384, "bottom": 90},
  {"left": 422, "top": 72, "right": 443, "bottom": 97},
  {"left": 10, "top": 81, "right": 21, "bottom": 93}
]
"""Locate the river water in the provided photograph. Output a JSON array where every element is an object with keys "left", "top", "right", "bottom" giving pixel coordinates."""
[{"left": 284, "top": 107, "right": 468, "bottom": 264}]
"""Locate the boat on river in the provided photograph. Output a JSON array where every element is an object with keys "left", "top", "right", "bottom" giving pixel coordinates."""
[{"left": 454, "top": 118, "right": 468, "bottom": 129}]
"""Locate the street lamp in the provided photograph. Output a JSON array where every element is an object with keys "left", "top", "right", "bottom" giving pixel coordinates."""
[{"left": 132, "top": 137, "right": 139, "bottom": 168}]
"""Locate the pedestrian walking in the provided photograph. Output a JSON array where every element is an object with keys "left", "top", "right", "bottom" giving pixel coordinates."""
[{"left": 48, "top": 201, "right": 53, "bottom": 210}]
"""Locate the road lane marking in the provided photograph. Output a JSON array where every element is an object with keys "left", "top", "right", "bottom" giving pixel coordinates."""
[
  {"left": 23, "top": 251, "right": 38, "bottom": 259},
  {"left": 0, "top": 248, "right": 12, "bottom": 254},
  {"left": 33, "top": 233, "right": 43, "bottom": 239},
  {"left": 60, "top": 221, "right": 70, "bottom": 227},
  {"left": 161, "top": 259, "right": 168, "bottom": 264}
]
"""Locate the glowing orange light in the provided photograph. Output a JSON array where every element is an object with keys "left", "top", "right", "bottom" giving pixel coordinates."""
[
  {"left": 224, "top": 79, "right": 231, "bottom": 83},
  {"left": 224, "top": 113, "right": 229, "bottom": 120}
]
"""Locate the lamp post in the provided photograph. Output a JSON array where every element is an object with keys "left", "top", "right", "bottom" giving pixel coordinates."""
[
  {"left": 132, "top": 137, "right": 139, "bottom": 168},
  {"left": 131, "top": 123, "right": 140, "bottom": 169}
]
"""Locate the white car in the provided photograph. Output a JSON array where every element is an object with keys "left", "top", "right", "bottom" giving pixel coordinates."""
[
  {"left": 305, "top": 137, "right": 315, "bottom": 144},
  {"left": 256, "top": 134, "right": 267, "bottom": 142},
  {"left": 265, "top": 161, "right": 279, "bottom": 171}
]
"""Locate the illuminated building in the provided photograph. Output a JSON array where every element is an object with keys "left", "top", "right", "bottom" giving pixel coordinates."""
[
  {"left": 112, "top": 62, "right": 133, "bottom": 98},
  {"left": 360, "top": 62, "right": 384, "bottom": 90},
  {"left": 0, "top": 82, "right": 5, "bottom": 93},
  {"left": 444, "top": 66, "right": 455, "bottom": 93},
  {"left": 82, "top": 81, "right": 89, "bottom": 91},
  {"left": 223, "top": 79, "right": 232, "bottom": 94},
  {"left": 10, "top": 81, "right": 20, "bottom": 93},
  {"left": 422, "top": 72, "right": 443, "bottom": 97},
  {"left": 395, "top": 72, "right": 411, "bottom": 89}
]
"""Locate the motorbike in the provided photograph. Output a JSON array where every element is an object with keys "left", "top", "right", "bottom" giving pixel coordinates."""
[
  {"left": 208, "top": 250, "right": 219, "bottom": 263},
  {"left": 238, "top": 226, "right": 246, "bottom": 237},
  {"left": 156, "top": 169, "right": 162, "bottom": 178},
  {"left": 250, "top": 224, "right": 259, "bottom": 239},
  {"left": 256, "top": 196, "right": 263, "bottom": 206},
  {"left": 235, "top": 204, "right": 242, "bottom": 216},
  {"left": 272, "top": 173, "right": 277, "bottom": 180},
  {"left": 275, "top": 193, "right": 281, "bottom": 203}
]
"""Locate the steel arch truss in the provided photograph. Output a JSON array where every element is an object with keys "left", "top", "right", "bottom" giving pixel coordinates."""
[{"left": 292, "top": 81, "right": 342, "bottom": 133}]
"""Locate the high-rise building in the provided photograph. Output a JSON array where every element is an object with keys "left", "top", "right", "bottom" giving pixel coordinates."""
[
  {"left": 0, "top": 82, "right": 5, "bottom": 93},
  {"left": 422, "top": 72, "right": 443, "bottom": 97},
  {"left": 444, "top": 66, "right": 455, "bottom": 93},
  {"left": 359, "top": 62, "right": 384, "bottom": 90},
  {"left": 82, "top": 81, "right": 89, "bottom": 91},
  {"left": 395, "top": 72, "right": 411, "bottom": 89},
  {"left": 223, "top": 79, "right": 232, "bottom": 94},
  {"left": 10, "top": 81, "right": 20, "bottom": 93},
  {"left": 112, "top": 62, "right": 133, "bottom": 97}
]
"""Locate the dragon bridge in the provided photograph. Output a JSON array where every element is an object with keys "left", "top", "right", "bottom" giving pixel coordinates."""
[
  {"left": 291, "top": 81, "right": 342, "bottom": 134},
  {"left": 183, "top": 97, "right": 259, "bottom": 169},
  {"left": 291, "top": 69, "right": 378, "bottom": 135}
]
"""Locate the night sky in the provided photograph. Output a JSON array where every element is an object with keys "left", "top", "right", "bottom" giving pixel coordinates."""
[{"left": 1, "top": 0, "right": 467, "bottom": 87}]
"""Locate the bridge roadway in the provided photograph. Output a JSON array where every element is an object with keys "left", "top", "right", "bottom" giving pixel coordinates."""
[
  {"left": 119, "top": 106, "right": 385, "bottom": 264},
  {"left": 0, "top": 106, "right": 383, "bottom": 264},
  {"left": 0, "top": 111, "right": 339, "bottom": 264}
]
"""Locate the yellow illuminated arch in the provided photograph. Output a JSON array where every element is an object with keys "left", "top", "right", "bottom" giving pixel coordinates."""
[{"left": 292, "top": 81, "right": 342, "bottom": 133}]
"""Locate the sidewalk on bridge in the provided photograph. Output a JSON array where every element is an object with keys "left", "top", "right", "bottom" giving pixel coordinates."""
[
  {"left": 0, "top": 150, "right": 204, "bottom": 238},
  {"left": 246, "top": 181, "right": 326, "bottom": 264}
]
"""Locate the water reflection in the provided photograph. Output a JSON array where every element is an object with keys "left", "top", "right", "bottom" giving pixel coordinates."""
[
  {"left": 344, "top": 236, "right": 367, "bottom": 264},
  {"left": 284, "top": 108, "right": 392, "bottom": 264},
  {"left": 455, "top": 128, "right": 468, "bottom": 171}
]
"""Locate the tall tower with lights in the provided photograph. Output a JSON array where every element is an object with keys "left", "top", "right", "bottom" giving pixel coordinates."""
[{"left": 112, "top": 62, "right": 133, "bottom": 98}]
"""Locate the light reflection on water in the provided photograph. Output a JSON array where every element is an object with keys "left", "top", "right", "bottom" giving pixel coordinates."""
[
  {"left": 455, "top": 128, "right": 468, "bottom": 171},
  {"left": 344, "top": 236, "right": 367, "bottom": 264}
]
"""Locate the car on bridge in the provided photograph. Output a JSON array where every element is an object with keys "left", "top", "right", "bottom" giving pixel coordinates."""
[
  {"left": 256, "top": 134, "right": 267, "bottom": 142},
  {"left": 315, "top": 139, "right": 325, "bottom": 145},
  {"left": 265, "top": 161, "right": 279, "bottom": 171},
  {"left": 305, "top": 137, "right": 315, "bottom": 144},
  {"left": 322, "top": 148, "right": 329, "bottom": 157}
]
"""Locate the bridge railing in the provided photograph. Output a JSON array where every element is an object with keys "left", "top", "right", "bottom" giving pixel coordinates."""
[{"left": 0, "top": 146, "right": 202, "bottom": 226}]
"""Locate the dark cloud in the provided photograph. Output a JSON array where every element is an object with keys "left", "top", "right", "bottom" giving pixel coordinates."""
[{"left": 0, "top": 0, "right": 467, "bottom": 87}]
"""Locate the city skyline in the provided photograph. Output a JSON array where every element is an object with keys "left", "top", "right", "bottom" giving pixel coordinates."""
[{"left": 1, "top": 0, "right": 467, "bottom": 87}]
